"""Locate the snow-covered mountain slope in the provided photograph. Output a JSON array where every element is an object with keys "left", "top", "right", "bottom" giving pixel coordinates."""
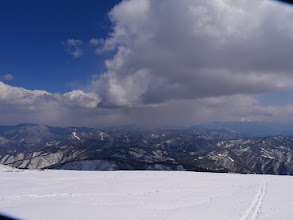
[{"left": 0, "top": 169, "right": 292, "bottom": 220}]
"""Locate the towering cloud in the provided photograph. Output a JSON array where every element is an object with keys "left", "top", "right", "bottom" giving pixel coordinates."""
[{"left": 93, "top": 0, "right": 293, "bottom": 107}]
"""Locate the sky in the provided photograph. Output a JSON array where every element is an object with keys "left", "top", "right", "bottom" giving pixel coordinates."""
[
  {"left": 1, "top": 0, "right": 293, "bottom": 128},
  {"left": 0, "top": 0, "right": 120, "bottom": 93}
]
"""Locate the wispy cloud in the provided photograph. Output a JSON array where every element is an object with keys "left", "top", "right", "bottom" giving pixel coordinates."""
[
  {"left": 89, "top": 38, "right": 105, "bottom": 54},
  {"left": 64, "top": 39, "right": 83, "bottom": 58},
  {"left": 89, "top": 38, "right": 103, "bottom": 46},
  {"left": 0, "top": 74, "right": 14, "bottom": 81}
]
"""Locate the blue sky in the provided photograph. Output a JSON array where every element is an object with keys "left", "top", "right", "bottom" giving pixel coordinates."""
[
  {"left": 0, "top": 0, "right": 120, "bottom": 93},
  {"left": 1, "top": 0, "right": 293, "bottom": 128}
]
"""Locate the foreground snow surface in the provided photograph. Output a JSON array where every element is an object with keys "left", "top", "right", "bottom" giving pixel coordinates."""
[{"left": 0, "top": 167, "right": 292, "bottom": 220}]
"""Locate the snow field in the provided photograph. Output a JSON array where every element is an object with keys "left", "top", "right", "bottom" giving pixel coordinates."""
[{"left": 0, "top": 167, "right": 292, "bottom": 220}]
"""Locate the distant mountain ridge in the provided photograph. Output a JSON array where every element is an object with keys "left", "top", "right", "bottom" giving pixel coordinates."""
[
  {"left": 1, "top": 123, "right": 293, "bottom": 175},
  {"left": 194, "top": 121, "right": 293, "bottom": 137}
]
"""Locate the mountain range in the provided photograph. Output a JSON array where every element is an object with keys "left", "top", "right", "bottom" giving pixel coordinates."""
[{"left": 1, "top": 123, "right": 293, "bottom": 175}]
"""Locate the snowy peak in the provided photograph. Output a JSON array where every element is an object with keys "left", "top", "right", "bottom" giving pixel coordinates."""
[{"left": 72, "top": 132, "right": 80, "bottom": 141}]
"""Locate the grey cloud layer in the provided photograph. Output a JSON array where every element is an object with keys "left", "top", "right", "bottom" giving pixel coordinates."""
[
  {"left": 93, "top": 0, "right": 293, "bottom": 107},
  {"left": 1, "top": 80, "right": 293, "bottom": 127}
]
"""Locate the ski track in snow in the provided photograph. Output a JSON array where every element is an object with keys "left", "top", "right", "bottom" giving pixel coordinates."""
[{"left": 240, "top": 180, "right": 267, "bottom": 220}]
